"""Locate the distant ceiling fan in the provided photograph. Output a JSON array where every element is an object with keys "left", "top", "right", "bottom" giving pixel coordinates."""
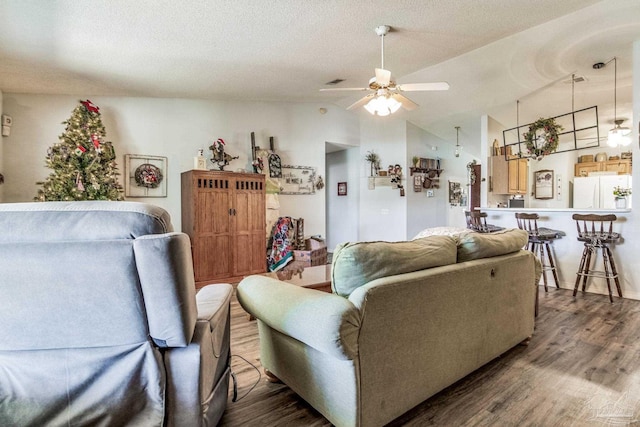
[{"left": 320, "top": 25, "right": 449, "bottom": 116}]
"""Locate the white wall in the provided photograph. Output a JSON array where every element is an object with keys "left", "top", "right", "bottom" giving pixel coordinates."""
[
  {"left": 1, "top": 94, "right": 359, "bottom": 235},
  {"left": 357, "top": 117, "right": 408, "bottom": 241},
  {"left": 405, "top": 122, "right": 474, "bottom": 237},
  {"left": 0, "top": 89, "right": 4, "bottom": 202},
  {"left": 326, "top": 147, "right": 359, "bottom": 251}
]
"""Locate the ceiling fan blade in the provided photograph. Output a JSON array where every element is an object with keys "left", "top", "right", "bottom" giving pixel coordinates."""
[
  {"left": 396, "top": 82, "right": 450, "bottom": 92},
  {"left": 375, "top": 68, "right": 391, "bottom": 86},
  {"left": 391, "top": 93, "right": 419, "bottom": 111},
  {"left": 320, "top": 87, "right": 369, "bottom": 92},
  {"left": 347, "top": 94, "right": 375, "bottom": 111}
]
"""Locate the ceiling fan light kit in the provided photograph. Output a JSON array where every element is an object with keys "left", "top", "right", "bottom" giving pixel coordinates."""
[{"left": 321, "top": 25, "right": 449, "bottom": 116}]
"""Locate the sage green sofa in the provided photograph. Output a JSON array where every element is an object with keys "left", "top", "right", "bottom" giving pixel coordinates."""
[{"left": 237, "top": 228, "right": 540, "bottom": 427}]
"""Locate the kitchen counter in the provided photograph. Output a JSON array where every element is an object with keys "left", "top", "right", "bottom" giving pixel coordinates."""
[{"left": 481, "top": 207, "right": 631, "bottom": 214}]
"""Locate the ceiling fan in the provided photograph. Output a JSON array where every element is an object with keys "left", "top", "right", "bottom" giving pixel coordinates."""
[{"left": 320, "top": 25, "right": 449, "bottom": 116}]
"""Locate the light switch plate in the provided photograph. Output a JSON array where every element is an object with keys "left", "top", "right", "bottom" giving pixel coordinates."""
[{"left": 427, "top": 189, "right": 434, "bottom": 197}]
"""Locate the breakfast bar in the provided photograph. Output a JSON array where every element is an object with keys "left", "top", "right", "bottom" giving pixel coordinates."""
[{"left": 479, "top": 207, "right": 636, "bottom": 300}]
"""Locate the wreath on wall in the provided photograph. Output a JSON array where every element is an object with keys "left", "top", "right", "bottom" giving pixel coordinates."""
[
  {"left": 134, "top": 163, "right": 163, "bottom": 188},
  {"left": 523, "top": 117, "right": 563, "bottom": 160},
  {"left": 466, "top": 160, "right": 477, "bottom": 186}
]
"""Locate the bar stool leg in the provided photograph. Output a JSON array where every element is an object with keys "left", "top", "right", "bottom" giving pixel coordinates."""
[
  {"left": 601, "top": 246, "right": 614, "bottom": 303},
  {"left": 604, "top": 245, "right": 623, "bottom": 299},
  {"left": 537, "top": 242, "right": 549, "bottom": 292},
  {"left": 574, "top": 244, "right": 589, "bottom": 297},
  {"left": 581, "top": 245, "right": 594, "bottom": 293},
  {"left": 544, "top": 242, "right": 560, "bottom": 288}
]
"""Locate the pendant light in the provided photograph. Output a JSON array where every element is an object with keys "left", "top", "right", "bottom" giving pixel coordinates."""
[
  {"left": 454, "top": 126, "right": 461, "bottom": 157},
  {"left": 605, "top": 57, "right": 631, "bottom": 147}
]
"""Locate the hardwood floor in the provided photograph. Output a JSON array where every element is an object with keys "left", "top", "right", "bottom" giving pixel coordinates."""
[{"left": 219, "top": 288, "right": 640, "bottom": 426}]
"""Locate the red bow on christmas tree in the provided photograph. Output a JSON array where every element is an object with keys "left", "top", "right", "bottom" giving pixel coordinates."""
[{"left": 81, "top": 100, "right": 100, "bottom": 113}]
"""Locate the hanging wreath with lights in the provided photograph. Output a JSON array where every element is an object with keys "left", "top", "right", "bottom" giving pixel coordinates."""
[{"left": 523, "top": 117, "right": 563, "bottom": 159}]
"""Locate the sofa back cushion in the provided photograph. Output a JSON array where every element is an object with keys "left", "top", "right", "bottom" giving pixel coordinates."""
[
  {"left": 331, "top": 235, "right": 457, "bottom": 297},
  {"left": 456, "top": 228, "right": 528, "bottom": 262}
]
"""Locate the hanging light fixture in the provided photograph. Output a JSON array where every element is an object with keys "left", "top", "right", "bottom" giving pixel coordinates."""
[
  {"left": 455, "top": 126, "right": 461, "bottom": 157},
  {"left": 603, "top": 57, "right": 631, "bottom": 147}
]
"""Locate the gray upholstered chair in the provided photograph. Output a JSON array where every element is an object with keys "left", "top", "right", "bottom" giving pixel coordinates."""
[{"left": 0, "top": 201, "right": 232, "bottom": 426}]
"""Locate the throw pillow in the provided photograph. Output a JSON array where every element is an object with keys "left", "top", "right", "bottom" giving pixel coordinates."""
[
  {"left": 456, "top": 228, "right": 528, "bottom": 262},
  {"left": 412, "top": 226, "right": 469, "bottom": 240},
  {"left": 331, "top": 235, "right": 457, "bottom": 297}
]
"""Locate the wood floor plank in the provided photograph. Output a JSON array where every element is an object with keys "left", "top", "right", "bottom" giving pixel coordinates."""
[{"left": 219, "top": 288, "right": 640, "bottom": 426}]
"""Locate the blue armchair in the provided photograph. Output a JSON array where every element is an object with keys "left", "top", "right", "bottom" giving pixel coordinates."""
[{"left": 0, "top": 201, "right": 231, "bottom": 426}]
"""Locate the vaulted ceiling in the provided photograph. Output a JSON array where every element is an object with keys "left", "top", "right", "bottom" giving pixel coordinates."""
[{"left": 1, "top": 0, "right": 638, "bottom": 154}]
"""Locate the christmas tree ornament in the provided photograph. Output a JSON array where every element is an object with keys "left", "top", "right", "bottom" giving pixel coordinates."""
[
  {"left": 75, "top": 146, "right": 86, "bottom": 156},
  {"left": 91, "top": 133, "right": 100, "bottom": 148},
  {"left": 75, "top": 172, "right": 85, "bottom": 192},
  {"left": 80, "top": 100, "right": 100, "bottom": 113}
]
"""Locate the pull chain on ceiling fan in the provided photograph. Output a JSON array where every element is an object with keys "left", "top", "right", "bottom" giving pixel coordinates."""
[{"left": 320, "top": 25, "right": 450, "bottom": 116}]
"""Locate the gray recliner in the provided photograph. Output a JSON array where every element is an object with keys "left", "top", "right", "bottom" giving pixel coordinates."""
[{"left": 0, "top": 201, "right": 232, "bottom": 426}]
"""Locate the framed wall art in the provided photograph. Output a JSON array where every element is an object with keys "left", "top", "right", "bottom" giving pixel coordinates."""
[
  {"left": 124, "top": 154, "right": 168, "bottom": 197},
  {"left": 278, "top": 165, "right": 316, "bottom": 195},
  {"left": 338, "top": 182, "right": 347, "bottom": 196},
  {"left": 448, "top": 181, "right": 462, "bottom": 205},
  {"left": 534, "top": 169, "right": 554, "bottom": 199}
]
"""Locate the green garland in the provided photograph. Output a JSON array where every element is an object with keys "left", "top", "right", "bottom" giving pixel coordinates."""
[{"left": 523, "top": 117, "right": 563, "bottom": 159}]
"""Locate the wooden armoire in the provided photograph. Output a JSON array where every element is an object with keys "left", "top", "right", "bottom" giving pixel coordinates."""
[{"left": 181, "top": 170, "right": 266, "bottom": 286}]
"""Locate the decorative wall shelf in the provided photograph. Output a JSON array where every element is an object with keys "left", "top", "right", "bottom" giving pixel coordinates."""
[{"left": 409, "top": 167, "right": 443, "bottom": 177}]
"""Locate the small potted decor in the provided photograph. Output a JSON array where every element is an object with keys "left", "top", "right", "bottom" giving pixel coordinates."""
[
  {"left": 412, "top": 156, "right": 420, "bottom": 168},
  {"left": 613, "top": 186, "right": 631, "bottom": 209},
  {"left": 365, "top": 151, "right": 381, "bottom": 176}
]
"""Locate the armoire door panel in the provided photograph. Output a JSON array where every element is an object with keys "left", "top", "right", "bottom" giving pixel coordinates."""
[{"left": 194, "top": 235, "right": 231, "bottom": 280}]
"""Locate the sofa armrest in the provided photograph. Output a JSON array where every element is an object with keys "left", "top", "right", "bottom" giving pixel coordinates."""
[{"left": 237, "top": 275, "right": 361, "bottom": 360}]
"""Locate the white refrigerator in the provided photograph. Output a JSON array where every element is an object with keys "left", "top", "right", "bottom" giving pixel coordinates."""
[{"left": 573, "top": 174, "right": 632, "bottom": 209}]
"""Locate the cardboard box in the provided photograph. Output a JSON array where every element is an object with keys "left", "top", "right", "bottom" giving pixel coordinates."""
[
  {"left": 579, "top": 155, "right": 594, "bottom": 163},
  {"left": 292, "top": 238, "right": 327, "bottom": 266}
]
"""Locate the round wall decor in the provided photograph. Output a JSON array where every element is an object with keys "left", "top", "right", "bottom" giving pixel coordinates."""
[{"left": 134, "top": 163, "right": 163, "bottom": 188}]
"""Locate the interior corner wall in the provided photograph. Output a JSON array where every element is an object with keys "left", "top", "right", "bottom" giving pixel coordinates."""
[
  {"left": 326, "top": 146, "right": 359, "bottom": 251},
  {"left": 1, "top": 94, "right": 359, "bottom": 236},
  {"left": 358, "top": 116, "right": 407, "bottom": 241},
  {"left": 0, "top": 89, "right": 4, "bottom": 202},
  {"left": 406, "top": 122, "right": 449, "bottom": 238},
  {"left": 632, "top": 38, "right": 639, "bottom": 223}
]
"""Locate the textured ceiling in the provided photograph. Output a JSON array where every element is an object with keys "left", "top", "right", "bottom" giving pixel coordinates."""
[{"left": 0, "top": 0, "right": 638, "bottom": 151}]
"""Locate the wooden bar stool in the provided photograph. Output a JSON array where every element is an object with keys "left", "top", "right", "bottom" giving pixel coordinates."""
[
  {"left": 572, "top": 214, "right": 622, "bottom": 303},
  {"left": 467, "top": 211, "right": 504, "bottom": 233},
  {"left": 515, "top": 213, "right": 562, "bottom": 292}
]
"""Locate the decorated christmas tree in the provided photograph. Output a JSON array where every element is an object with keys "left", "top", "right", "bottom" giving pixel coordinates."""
[{"left": 35, "top": 100, "right": 124, "bottom": 201}]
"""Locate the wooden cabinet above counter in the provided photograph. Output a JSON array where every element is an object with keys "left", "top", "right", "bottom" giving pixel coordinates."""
[
  {"left": 491, "top": 155, "right": 527, "bottom": 195},
  {"left": 574, "top": 159, "right": 631, "bottom": 177}
]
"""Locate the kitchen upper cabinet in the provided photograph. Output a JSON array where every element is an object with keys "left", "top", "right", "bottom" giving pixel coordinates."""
[
  {"left": 492, "top": 155, "right": 528, "bottom": 195},
  {"left": 574, "top": 159, "right": 631, "bottom": 177}
]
